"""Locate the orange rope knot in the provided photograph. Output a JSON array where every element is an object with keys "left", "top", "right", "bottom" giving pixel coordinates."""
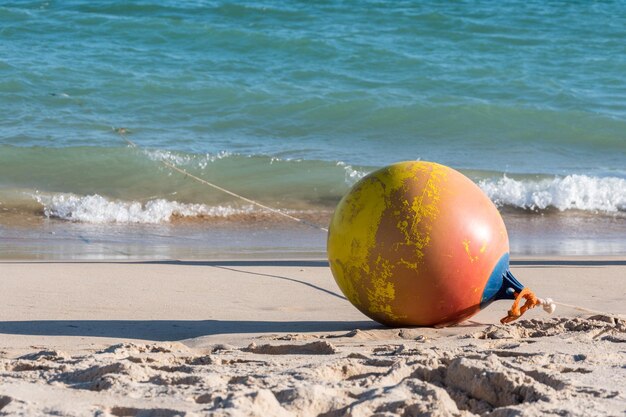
[{"left": 500, "top": 287, "right": 541, "bottom": 324}]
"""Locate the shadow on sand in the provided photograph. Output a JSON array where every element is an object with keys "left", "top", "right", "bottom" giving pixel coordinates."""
[{"left": 0, "top": 319, "right": 379, "bottom": 342}]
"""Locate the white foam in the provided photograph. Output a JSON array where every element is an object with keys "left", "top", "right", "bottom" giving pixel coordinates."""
[
  {"left": 142, "top": 149, "right": 233, "bottom": 169},
  {"left": 336, "top": 161, "right": 368, "bottom": 185},
  {"left": 36, "top": 194, "right": 255, "bottom": 224},
  {"left": 478, "top": 174, "right": 626, "bottom": 212}
]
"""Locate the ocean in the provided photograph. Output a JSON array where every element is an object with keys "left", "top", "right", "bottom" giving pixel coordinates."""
[{"left": 1, "top": 1, "right": 625, "bottom": 259}]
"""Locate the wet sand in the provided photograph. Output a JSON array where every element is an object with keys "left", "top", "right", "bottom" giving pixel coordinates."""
[{"left": 2, "top": 208, "right": 626, "bottom": 261}]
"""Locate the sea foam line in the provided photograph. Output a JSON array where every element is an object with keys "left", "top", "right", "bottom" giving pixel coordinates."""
[
  {"left": 36, "top": 194, "right": 255, "bottom": 224},
  {"left": 478, "top": 174, "right": 626, "bottom": 212},
  {"left": 31, "top": 173, "right": 626, "bottom": 225}
]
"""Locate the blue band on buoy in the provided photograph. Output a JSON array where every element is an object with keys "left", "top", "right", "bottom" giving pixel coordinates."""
[{"left": 480, "top": 253, "right": 525, "bottom": 307}]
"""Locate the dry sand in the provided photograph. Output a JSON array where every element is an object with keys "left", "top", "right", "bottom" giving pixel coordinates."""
[{"left": 0, "top": 259, "right": 624, "bottom": 416}]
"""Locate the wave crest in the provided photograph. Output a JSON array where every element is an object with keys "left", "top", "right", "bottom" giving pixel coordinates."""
[
  {"left": 36, "top": 194, "right": 255, "bottom": 224},
  {"left": 478, "top": 174, "right": 626, "bottom": 212}
]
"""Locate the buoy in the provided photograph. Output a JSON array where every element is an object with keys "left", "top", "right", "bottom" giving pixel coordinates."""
[{"left": 327, "top": 161, "right": 554, "bottom": 327}]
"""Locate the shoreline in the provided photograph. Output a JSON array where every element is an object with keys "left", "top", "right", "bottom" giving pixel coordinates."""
[{"left": 1, "top": 209, "right": 626, "bottom": 260}]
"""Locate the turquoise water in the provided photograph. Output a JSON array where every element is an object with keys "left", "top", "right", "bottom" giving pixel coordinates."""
[{"left": 1, "top": 1, "right": 625, "bottom": 256}]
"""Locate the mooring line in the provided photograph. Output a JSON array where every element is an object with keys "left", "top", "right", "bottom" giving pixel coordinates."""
[
  {"left": 115, "top": 129, "right": 329, "bottom": 233},
  {"left": 554, "top": 301, "right": 625, "bottom": 319}
]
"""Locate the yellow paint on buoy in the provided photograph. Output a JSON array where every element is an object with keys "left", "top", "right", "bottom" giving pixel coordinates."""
[{"left": 327, "top": 161, "right": 511, "bottom": 326}]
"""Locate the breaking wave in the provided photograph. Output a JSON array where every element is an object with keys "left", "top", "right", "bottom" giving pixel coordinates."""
[
  {"left": 36, "top": 194, "right": 256, "bottom": 224},
  {"left": 478, "top": 174, "right": 626, "bottom": 213}
]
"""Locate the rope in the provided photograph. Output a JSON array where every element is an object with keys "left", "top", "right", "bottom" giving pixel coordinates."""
[
  {"left": 500, "top": 287, "right": 624, "bottom": 324},
  {"left": 114, "top": 128, "right": 329, "bottom": 232},
  {"left": 500, "top": 287, "right": 556, "bottom": 324},
  {"left": 554, "top": 301, "right": 625, "bottom": 319}
]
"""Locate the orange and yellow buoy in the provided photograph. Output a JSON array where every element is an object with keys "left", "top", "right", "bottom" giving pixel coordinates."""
[{"left": 327, "top": 161, "right": 552, "bottom": 327}]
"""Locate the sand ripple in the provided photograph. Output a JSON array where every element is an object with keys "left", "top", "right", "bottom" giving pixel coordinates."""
[{"left": 0, "top": 316, "right": 624, "bottom": 416}]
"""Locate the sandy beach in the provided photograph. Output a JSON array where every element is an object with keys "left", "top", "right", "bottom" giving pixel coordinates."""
[
  {"left": 3, "top": 1, "right": 626, "bottom": 416},
  {"left": 0, "top": 259, "right": 624, "bottom": 416}
]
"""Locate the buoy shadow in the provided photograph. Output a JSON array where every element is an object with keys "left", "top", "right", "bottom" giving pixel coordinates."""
[{"left": 0, "top": 319, "right": 378, "bottom": 342}]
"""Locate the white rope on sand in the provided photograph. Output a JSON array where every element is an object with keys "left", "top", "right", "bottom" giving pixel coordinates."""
[
  {"left": 525, "top": 294, "right": 624, "bottom": 321},
  {"left": 555, "top": 301, "right": 625, "bottom": 318},
  {"left": 534, "top": 298, "right": 624, "bottom": 320},
  {"left": 538, "top": 297, "right": 557, "bottom": 314},
  {"left": 115, "top": 129, "right": 329, "bottom": 233}
]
